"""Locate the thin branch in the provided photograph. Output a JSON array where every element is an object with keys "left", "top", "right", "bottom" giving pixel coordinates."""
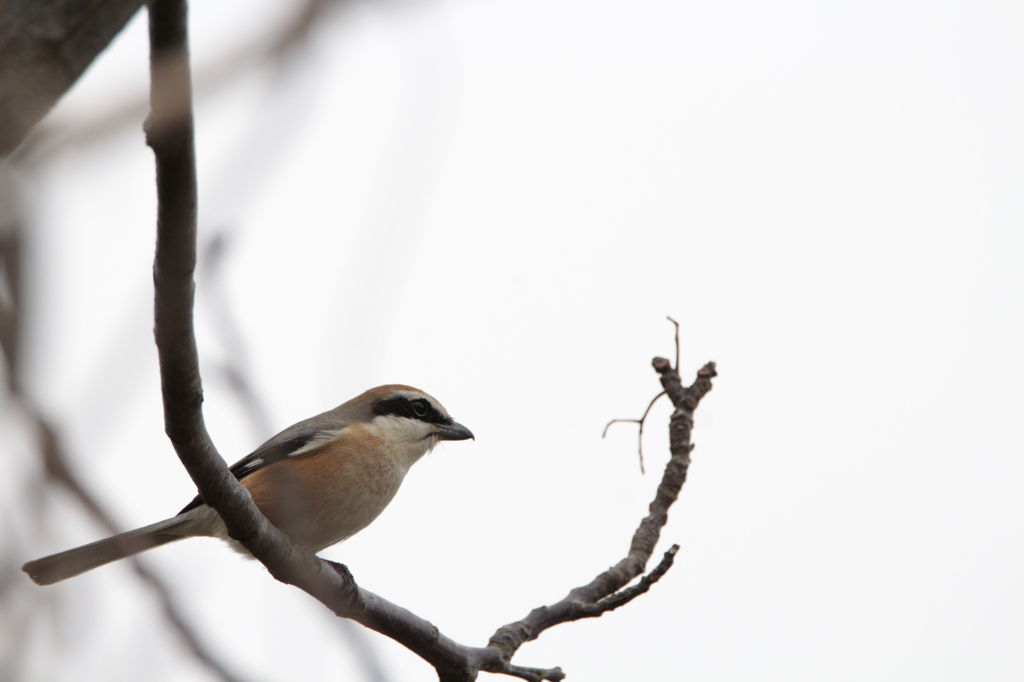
[
  {"left": 486, "top": 358, "right": 716, "bottom": 667},
  {"left": 35, "top": 417, "right": 249, "bottom": 682},
  {"left": 602, "top": 389, "right": 667, "bottom": 473},
  {"left": 200, "top": 233, "right": 274, "bottom": 441},
  {"left": 16, "top": 408, "right": 249, "bottom": 682},
  {"left": 502, "top": 664, "right": 566, "bottom": 682},
  {"left": 201, "top": 231, "right": 392, "bottom": 681},
  {"left": 0, "top": 167, "right": 246, "bottom": 682},
  {"left": 667, "top": 316, "right": 679, "bottom": 371},
  {"left": 600, "top": 317, "right": 681, "bottom": 473},
  {"left": 569, "top": 545, "right": 679, "bottom": 620}
]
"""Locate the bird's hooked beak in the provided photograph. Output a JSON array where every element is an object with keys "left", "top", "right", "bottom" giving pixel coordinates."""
[{"left": 435, "top": 420, "right": 474, "bottom": 441}]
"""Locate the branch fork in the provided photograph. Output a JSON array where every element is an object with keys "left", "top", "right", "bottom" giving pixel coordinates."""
[{"left": 144, "top": 2, "right": 717, "bottom": 679}]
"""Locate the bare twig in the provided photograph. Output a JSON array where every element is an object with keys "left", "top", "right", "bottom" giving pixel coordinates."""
[
  {"left": 667, "top": 316, "right": 679, "bottom": 370},
  {"left": 487, "top": 359, "right": 716, "bottom": 667},
  {"left": 602, "top": 317, "right": 684, "bottom": 473},
  {"left": 602, "top": 390, "right": 667, "bottom": 473}
]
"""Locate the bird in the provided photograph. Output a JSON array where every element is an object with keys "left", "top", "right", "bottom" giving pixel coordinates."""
[{"left": 22, "top": 384, "right": 473, "bottom": 585}]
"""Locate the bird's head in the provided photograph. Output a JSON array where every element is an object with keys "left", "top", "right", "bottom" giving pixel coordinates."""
[{"left": 348, "top": 385, "right": 473, "bottom": 466}]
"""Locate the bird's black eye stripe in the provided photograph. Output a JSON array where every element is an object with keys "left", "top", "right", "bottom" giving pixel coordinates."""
[{"left": 373, "top": 396, "right": 450, "bottom": 425}]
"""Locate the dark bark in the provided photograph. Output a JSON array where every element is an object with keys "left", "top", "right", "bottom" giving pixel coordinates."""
[{"left": 0, "top": 0, "right": 144, "bottom": 156}]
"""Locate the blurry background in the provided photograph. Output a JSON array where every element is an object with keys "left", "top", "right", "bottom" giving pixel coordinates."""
[{"left": 1, "top": 0, "right": 1022, "bottom": 680}]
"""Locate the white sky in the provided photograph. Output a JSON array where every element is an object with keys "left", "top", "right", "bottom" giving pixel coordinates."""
[{"left": 3, "top": 0, "right": 1022, "bottom": 681}]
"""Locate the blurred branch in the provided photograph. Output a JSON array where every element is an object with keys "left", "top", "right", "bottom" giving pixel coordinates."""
[
  {"left": 337, "top": 618, "right": 391, "bottom": 682},
  {"left": 16, "top": 0, "right": 339, "bottom": 164},
  {"left": 35, "top": 411, "right": 250, "bottom": 682},
  {"left": 200, "top": 233, "right": 274, "bottom": 440},
  {"left": 0, "top": 186, "right": 23, "bottom": 391},
  {"left": 0, "top": 0, "right": 144, "bottom": 157},
  {"left": 201, "top": 233, "right": 393, "bottom": 681},
  {"left": 0, "top": 169, "right": 247, "bottom": 682}
]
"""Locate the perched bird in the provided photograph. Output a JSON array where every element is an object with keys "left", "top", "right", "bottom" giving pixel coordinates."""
[{"left": 23, "top": 385, "right": 473, "bottom": 585}]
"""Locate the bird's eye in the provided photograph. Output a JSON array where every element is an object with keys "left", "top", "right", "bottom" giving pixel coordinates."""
[{"left": 409, "top": 400, "right": 428, "bottom": 417}]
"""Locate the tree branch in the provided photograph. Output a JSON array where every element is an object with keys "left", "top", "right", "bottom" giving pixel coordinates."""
[
  {"left": 144, "top": 5, "right": 485, "bottom": 679},
  {"left": 486, "top": 358, "right": 716, "bottom": 667},
  {"left": 35, "top": 414, "right": 251, "bottom": 682},
  {"left": 17, "top": 0, "right": 340, "bottom": 163},
  {"left": 146, "top": 4, "right": 718, "bottom": 680},
  {"left": 0, "top": 0, "right": 144, "bottom": 156},
  {"left": 602, "top": 390, "right": 667, "bottom": 473},
  {"left": 1, "top": 160, "right": 246, "bottom": 682}
]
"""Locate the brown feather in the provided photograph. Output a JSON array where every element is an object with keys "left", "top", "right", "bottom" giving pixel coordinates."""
[{"left": 242, "top": 425, "right": 406, "bottom": 551}]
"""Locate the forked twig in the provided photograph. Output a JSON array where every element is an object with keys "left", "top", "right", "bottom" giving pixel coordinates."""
[
  {"left": 487, "top": 357, "right": 716, "bottom": 672},
  {"left": 602, "top": 317, "right": 682, "bottom": 473},
  {"left": 602, "top": 390, "right": 666, "bottom": 474},
  {"left": 1, "top": 169, "right": 247, "bottom": 682}
]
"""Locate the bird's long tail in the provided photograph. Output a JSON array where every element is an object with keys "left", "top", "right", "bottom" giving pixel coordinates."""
[{"left": 22, "top": 513, "right": 203, "bottom": 585}]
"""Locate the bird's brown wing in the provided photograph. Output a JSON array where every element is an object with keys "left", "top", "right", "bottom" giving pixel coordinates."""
[{"left": 177, "top": 432, "right": 334, "bottom": 514}]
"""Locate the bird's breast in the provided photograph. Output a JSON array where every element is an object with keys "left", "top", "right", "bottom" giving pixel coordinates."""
[{"left": 242, "top": 425, "right": 408, "bottom": 552}]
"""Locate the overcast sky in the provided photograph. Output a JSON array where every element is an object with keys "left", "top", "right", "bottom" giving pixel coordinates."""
[{"left": 3, "top": 1, "right": 1022, "bottom": 681}]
